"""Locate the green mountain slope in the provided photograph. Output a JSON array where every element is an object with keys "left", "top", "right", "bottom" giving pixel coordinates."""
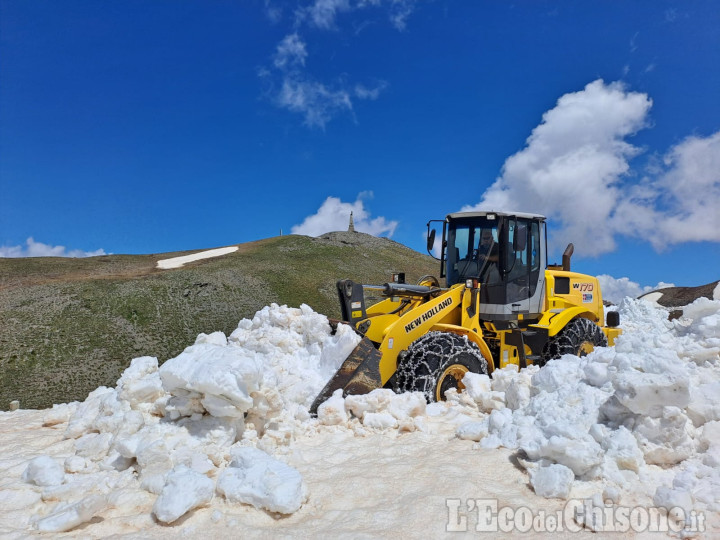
[{"left": 0, "top": 232, "right": 438, "bottom": 410}]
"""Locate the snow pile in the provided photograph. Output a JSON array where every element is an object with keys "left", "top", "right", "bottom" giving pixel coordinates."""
[
  {"left": 216, "top": 446, "right": 307, "bottom": 514},
  {"left": 455, "top": 296, "right": 720, "bottom": 527},
  {"left": 317, "top": 388, "right": 428, "bottom": 433},
  {"left": 10, "top": 304, "right": 359, "bottom": 531},
  {"left": 3, "top": 294, "right": 720, "bottom": 535}
]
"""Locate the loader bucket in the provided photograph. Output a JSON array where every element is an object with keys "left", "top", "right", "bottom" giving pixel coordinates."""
[{"left": 309, "top": 337, "right": 383, "bottom": 415}]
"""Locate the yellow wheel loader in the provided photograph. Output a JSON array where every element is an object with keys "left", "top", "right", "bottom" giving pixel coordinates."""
[{"left": 310, "top": 211, "right": 621, "bottom": 413}]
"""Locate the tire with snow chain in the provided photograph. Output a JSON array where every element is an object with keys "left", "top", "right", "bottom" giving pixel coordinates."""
[
  {"left": 394, "top": 331, "right": 489, "bottom": 403},
  {"left": 540, "top": 317, "right": 607, "bottom": 365}
]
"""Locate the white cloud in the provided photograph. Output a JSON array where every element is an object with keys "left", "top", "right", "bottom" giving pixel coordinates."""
[
  {"left": 297, "top": 0, "right": 352, "bottom": 30},
  {"left": 277, "top": 75, "right": 353, "bottom": 128},
  {"left": 465, "top": 80, "right": 720, "bottom": 257},
  {"left": 354, "top": 81, "right": 388, "bottom": 100},
  {"left": 273, "top": 33, "right": 308, "bottom": 69},
  {"left": 464, "top": 79, "right": 652, "bottom": 256},
  {"left": 291, "top": 193, "right": 398, "bottom": 237},
  {"left": 264, "top": 0, "right": 283, "bottom": 23},
  {"left": 0, "top": 238, "right": 107, "bottom": 258},
  {"left": 616, "top": 131, "right": 720, "bottom": 249},
  {"left": 596, "top": 274, "right": 674, "bottom": 304},
  {"left": 267, "top": 32, "right": 355, "bottom": 128},
  {"left": 358, "top": 0, "right": 420, "bottom": 31},
  {"left": 263, "top": 1, "right": 415, "bottom": 127}
]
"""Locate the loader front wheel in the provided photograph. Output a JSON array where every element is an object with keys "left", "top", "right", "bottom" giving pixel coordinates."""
[
  {"left": 394, "top": 332, "right": 488, "bottom": 403},
  {"left": 540, "top": 317, "right": 607, "bottom": 365}
]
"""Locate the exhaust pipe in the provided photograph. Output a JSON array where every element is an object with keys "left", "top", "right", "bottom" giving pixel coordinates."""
[{"left": 562, "top": 243, "right": 574, "bottom": 272}]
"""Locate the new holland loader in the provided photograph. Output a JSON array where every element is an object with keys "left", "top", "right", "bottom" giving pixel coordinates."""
[{"left": 310, "top": 211, "right": 621, "bottom": 413}]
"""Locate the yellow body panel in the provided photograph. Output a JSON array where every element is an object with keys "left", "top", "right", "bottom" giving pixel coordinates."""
[
  {"left": 544, "top": 270, "right": 604, "bottom": 324},
  {"left": 352, "top": 269, "right": 617, "bottom": 384},
  {"left": 373, "top": 285, "right": 465, "bottom": 384}
]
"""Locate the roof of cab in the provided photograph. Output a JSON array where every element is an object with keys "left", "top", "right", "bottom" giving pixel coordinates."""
[{"left": 445, "top": 210, "right": 546, "bottom": 221}]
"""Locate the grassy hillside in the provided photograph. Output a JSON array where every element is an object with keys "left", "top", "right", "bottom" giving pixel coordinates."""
[{"left": 0, "top": 232, "right": 438, "bottom": 410}]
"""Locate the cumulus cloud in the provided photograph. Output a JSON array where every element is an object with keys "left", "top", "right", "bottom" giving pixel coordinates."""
[
  {"left": 464, "top": 79, "right": 652, "bottom": 256},
  {"left": 291, "top": 193, "right": 398, "bottom": 237},
  {"left": 596, "top": 275, "right": 674, "bottom": 304},
  {"left": 464, "top": 79, "right": 720, "bottom": 257},
  {"left": 616, "top": 131, "right": 720, "bottom": 250},
  {"left": 0, "top": 238, "right": 106, "bottom": 258}
]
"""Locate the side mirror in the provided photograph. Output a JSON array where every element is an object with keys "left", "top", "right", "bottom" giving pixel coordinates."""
[{"left": 426, "top": 229, "right": 436, "bottom": 253}]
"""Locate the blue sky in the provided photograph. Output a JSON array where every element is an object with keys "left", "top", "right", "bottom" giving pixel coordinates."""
[{"left": 1, "top": 0, "right": 718, "bottom": 294}]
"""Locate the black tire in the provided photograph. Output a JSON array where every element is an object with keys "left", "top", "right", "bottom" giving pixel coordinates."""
[
  {"left": 417, "top": 275, "right": 440, "bottom": 287},
  {"left": 394, "top": 331, "right": 488, "bottom": 402},
  {"left": 540, "top": 318, "right": 607, "bottom": 365}
]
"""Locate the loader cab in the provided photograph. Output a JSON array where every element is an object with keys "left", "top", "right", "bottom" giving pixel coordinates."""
[{"left": 430, "top": 211, "right": 547, "bottom": 320}]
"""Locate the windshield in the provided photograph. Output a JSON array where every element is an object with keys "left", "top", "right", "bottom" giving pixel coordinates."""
[{"left": 446, "top": 218, "right": 501, "bottom": 286}]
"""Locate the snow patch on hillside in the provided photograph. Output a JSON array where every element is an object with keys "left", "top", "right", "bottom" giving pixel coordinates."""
[{"left": 156, "top": 246, "right": 239, "bottom": 269}]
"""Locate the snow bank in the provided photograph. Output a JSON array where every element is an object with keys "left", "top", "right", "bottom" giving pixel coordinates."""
[
  {"left": 2, "top": 295, "right": 719, "bottom": 536},
  {"left": 5, "top": 303, "right": 358, "bottom": 532},
  {"left": 455, "top": 296, "right": 720, "bottom": 525}
]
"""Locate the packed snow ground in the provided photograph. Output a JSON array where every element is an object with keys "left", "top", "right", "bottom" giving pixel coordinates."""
[{"left": 1, "top": 296, "right": 719, "bottom": 538}]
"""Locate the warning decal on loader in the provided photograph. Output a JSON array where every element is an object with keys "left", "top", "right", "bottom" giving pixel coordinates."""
[{"left": 404, "top": 297, "right": 453, "bottom": 334}]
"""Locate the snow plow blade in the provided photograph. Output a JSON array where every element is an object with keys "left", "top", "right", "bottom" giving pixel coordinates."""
[{"left": 309, "top": 337, "right": 383, "bottom": 415}]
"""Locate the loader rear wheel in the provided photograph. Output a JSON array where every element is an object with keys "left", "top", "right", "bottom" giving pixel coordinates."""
[
  {"left": 417, "top": 275, "right": 440, "bottom": 287},
  {"left": 540, "top": 318, "right": 607, "bottom": 365},
  {"left": 394, "top": 332, "right": 488, "bottom": 402}
]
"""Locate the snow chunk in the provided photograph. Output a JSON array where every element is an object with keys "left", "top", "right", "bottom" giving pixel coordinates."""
[
  {"left": 529, "top": 463, "right": 575, "bottom": 499},
  {"left": 43, "top": 403, "right": 75, "bottom": 427},
  {"left": 35, "top": 494, "right": 107, "bottom": 532},
  {"left": 613, "top": 369, "right": 690, "bottom": 417},
  {"left": 535, "top": 435, "right": 603, "bottom": 477},
  {"left": 462, "top": 372, "right": 505, "bottom": 411},
  {"left": 319, "top": 322, "right": 363, "bottom": 374},
  {"left": 362, "top": 412, "right": 398, "bottom": 430},
  {"left": 160, "top": 342, "right": 262, "bottom": 416},
  {"left": 456, "top": 421, "right": 488, "bottom": 442},
  {"left": 344, "top": 388, "right": 426, "bottom": 430},
  {"left": 116, "top": 356, "right": 165, "bottom": 409},
  {"left": 687, "top": 381, "right": 720, "bottom": 426},
  {"left": 23, "top": 456, "right": 65, "bottom": 487},
  {"left": 152, "top": 465, "right": 215, "bottom": 524},
  {"left": 317, "top": 389, "right": 347, "bottom": 426},
  {"left": 216, "top": 447, "right": 307, "bottom": 514},
  {"left": 631, "top": 406, "right": 695, "bottom": 465}
]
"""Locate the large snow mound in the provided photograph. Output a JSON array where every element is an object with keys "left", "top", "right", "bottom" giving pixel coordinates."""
[
  {"left": 452, "top": 296, "right": 720, "bottom": 527},
  {"left": 4, "top": 304, "right": 360, "bottom": 531},
  {"left": 1, "top": 296, "right": 719, "bottom": 536}
]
